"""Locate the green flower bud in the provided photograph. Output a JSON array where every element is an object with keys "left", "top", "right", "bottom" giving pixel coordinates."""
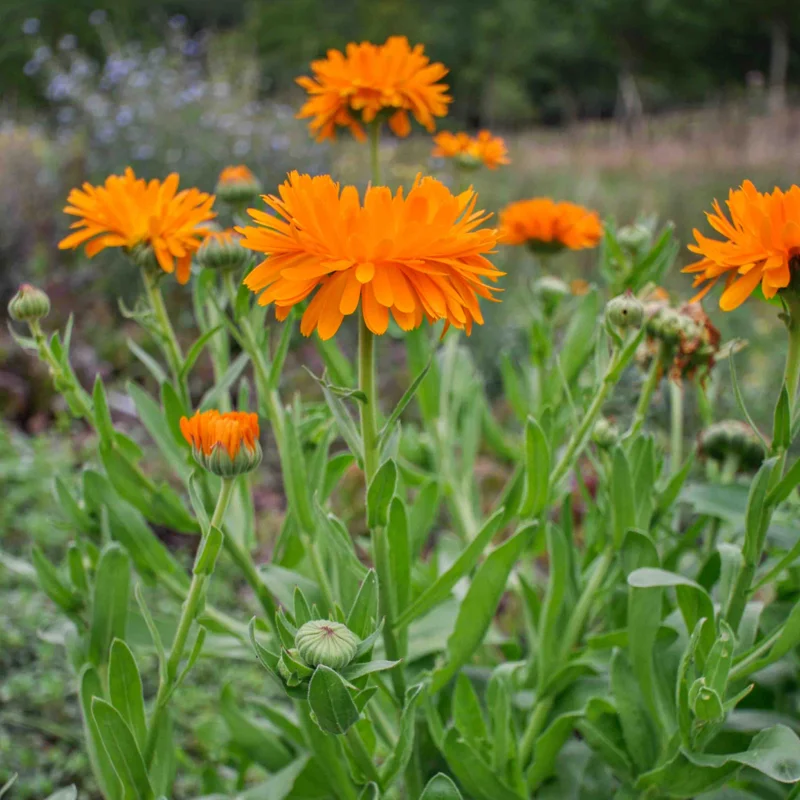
[
  {"left": 699, "top": 420, "right": 765, "bottom": 472},
  {"left": 196, "top": 230, "right": 252, "bottom": 273},
  {"left": 215, "top": 165, "right": 262, "bottom": 207},
  {"left": 534, "top": 275, "right": 570, "bottom": 316},
  {"left": 180, "top": 410, "right": 263, "bottom": 478},
  {"left": 605, "top": 291, "right": 644, "bottom": 330},
  {"left": 8, "top": 284, "right": 50, "bottom": 323},
  {"left": 295, "top": 620, "right": 359, "bottom": 670},
  {"left": 592, "top": 417, "right": 620, "bottom": 449}
]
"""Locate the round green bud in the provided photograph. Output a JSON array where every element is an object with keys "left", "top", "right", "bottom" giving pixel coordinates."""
[
  {"left": 295, "top": 620, "right": 359, "bottom": 670},
  {"left": 605, "top": 291, "right": 644, "bottom": 330},
  {"left": 534, "top": 275, "right": 570, "bottom": 316},
  {"left": 592, "top": 417, "right": 620, "bottom": 449},
  {"left": 215, "top": 168, "right": 262, "bottom": 207},
  {"left": 8, "top": 284, "right": 51, "bottom": 322},
  {"left": 699, "top": 420, "right": 764, "bottom": 472},
  {"left": 196, "top": 231, "right": 253, "bottom": 273},
  {"left": 192, "top": 439, "right": 263, "bottom": 478}
]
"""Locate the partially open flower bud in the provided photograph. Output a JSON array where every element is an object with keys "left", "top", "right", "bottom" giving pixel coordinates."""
[
  {"left": 606, "top": 291, "right": 643, "bottom": 330},
  {"left": 295, "top": 620, "right": 359, "bottom": 670},
  {"left": 8, "top": 284, "right": 50, "bottom": 323},
  {"left": 215, "top": 165, "right": 262, "bottom": 206},
  {"left": 196, "top": 229, "right": 252, "bottom": 273},
  {"left": 534, "top": 275, "right": 570, "bottom": 316},
  {"left": 699, "top": 420, "right": 765, "bottom": 472},
  {"left": 592, "top": 417, "right": 620, "bottom": 449},
  {"left": 180, "top": 410, "right": 262, "bottom": 477}
]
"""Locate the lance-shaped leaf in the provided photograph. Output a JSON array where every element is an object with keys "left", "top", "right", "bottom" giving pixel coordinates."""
[
  {"left": 89, "top": 544, "right": 131, "bottom": 667},
  {"left": 307, "top": 666, "right": 360, "bottom": 735}
]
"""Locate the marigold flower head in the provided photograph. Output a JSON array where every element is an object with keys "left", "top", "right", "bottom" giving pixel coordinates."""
[
  {"left": 58, "top": 168, "right": 215, "bottom": 284},
  {"left": 432, "top": 130, "right": 510, "bottom": 170},
  {"left": 216, "top": 165, "right": 262, "bottom": 205},
  {"left": 180, "top": 410, "right": 261, "bottom": 477},
  {"left": 237, "top": 171, "right": 501, "bottom": 340},
  {"left": 296, "top": 36, "right": 451, "bottom": 142},
  {"left": 499, "top": 198, "right": 603, "bottom": 254},
  {"left": 685, "top": 180, "right": 800, "bottom": 310}
]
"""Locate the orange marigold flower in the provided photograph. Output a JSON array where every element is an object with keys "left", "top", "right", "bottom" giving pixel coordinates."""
[
  {"left": 237, "top": 171, "right": 501, "bottom": 340},
  {"left": 432, "top": 130, "right": 510, "bottom": 170},
  {"left": 58, "top": 168, "right": 215, "bottom": 284},
  {"left": 499, "top": 198, "right": 603, "bottom": 254},
  {"left": 684, "top": 180, "right": 800, "bottom": 310},
  {"left": 218, "top": 165, "right": 257, "bottom": 185},
  {"left": 180, "top": 410, "right": 262, "bottom": 477},
  {"left": 296, "top": 36, "right": 451, "bottom": 142}
]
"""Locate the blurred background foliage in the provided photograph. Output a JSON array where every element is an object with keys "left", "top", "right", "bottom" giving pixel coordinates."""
[{"left": 2, "top": 1, "right": 800, "bottom": 795}]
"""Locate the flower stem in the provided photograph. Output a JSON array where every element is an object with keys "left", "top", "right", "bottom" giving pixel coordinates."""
[
  {"left": 519, "top": 696, "right": 554, "bottom": 767},
  {"left": 345, "top": 726, "right": 383, "bottom": 788},
  {"left": 144, "top": 477, "right": 235, "bottom": 767},
  {"left": 369, "top": 121, "right": 381, "bottom": 185},
  {"left": 358, "top": 317, "right": 380, "bottom": 484},
  {"left": 670, "top": 381, "right": 684, "bottom": 475},
  {"left": 628, "top": 347, "right": 663, "bottom": 438},
  {"left": 783, "top": 293, "right": 800, "bottom": 420},
  {"left": 141, "top": 269, "right": 189, "bottom": 406}
]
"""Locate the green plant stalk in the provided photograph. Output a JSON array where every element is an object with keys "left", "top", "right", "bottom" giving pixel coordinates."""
[
  {"left": 784, "top": 293, "right": 800, "bottom": 420},
  {"left": 345, "top": 726, "right": 383, "bottom": 788},
  {"left": 728, "top": 622, "right": 784, "bottom": 682},
  {"left": 559, "top": 545, "right": 614, "bottom": 662},
  {"left": 628, "top": 347, "right": 664, "bottom": 438},
  {"left": 141, "top": 268, "right": 189, "bottom": 406},
  {"left": 205, "top": 288, "right": 232, "bottom": 412},
  {"left": 670, "top": 380, "right": 684, "bottom": 475},
  {"left": 719, "top": 453, "right": 740, "bottom": 484},
  {"left": 144, "top": 477, "right": 236, "bottom": 767},
  {"left": 519, "top": 696, "right": 554, "bottom": 767},
  {"left": 550, "top": 342, "right": 627, "bottom": 488}
]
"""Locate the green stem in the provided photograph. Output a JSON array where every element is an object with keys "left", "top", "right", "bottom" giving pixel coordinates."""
[
  {"left": 719, "top": 453, "right": 740, "bottom": 484},
  {"left": 519, "top": 697, "right": 554, "bottom": 767},
  {"left": 345, "top": 726, "right": 383, "bottom": 788},
  {"left": 358, "top": 317, "right": 380, "bottom": 484},
  {"left": 783, "top": 293, "right": 800, "bottom": 420},
  {"left": 142, "top": 268, "right": 189, "bottom": 406},
  {"left": 144, "top": 478, "right": 236, "bottom": 767},
  {"left": 670, "top": 381, "right": 684, "bottom": 475},
  {"left": 559, "top": 546, "right": 614, "bottom": 661},
  {"left": 628, "top": 348, "right": 663, "bottom": 438},
  {"left": 369, "top": 121, "right": 381, "bottom": 185}
]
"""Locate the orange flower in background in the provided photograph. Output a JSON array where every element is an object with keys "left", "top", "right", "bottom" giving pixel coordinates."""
[
  {"left": 237, "top": 171, "right": 501, "bottom": 340},
  {"left": 499, "top": 198, "right": 603, "bottom": 253},
  {"left": 432, "top": 130, "right": 510, "bottom": 170},
  {"left": 215, "top": 165, "right": 262, "bottom": 204},
  {"left": 685, "top": 181, "right": 800, "bottom": 310},
  {"left": 218, "top": 165, "right": 257, "bottom": 185},
  {"left": 180, "top": 410, "right": 260, "bottom": 459},
  {"left": 296, "top": 36, "right": 451, "bottom": 142},
  {"left": 59, "top": 168, "right": 215, "bottom": 283}
]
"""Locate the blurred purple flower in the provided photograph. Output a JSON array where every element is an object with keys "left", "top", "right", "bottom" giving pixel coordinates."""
[{"left": 22, "top": 18, "right": 40, "bottom": 35}]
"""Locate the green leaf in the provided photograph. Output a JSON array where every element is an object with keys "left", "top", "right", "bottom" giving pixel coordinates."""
[
  {"left": 611, "top": 649, "right": 658, "bottom": 773},
  {"left": 294, "top": 586, "right": 313, "bottom": 627},
  {"left": 367, "top": 459, "right": 397, "bottom": 529},
  {"left": 340, "top": 660, "right": 401, "bottom": 681},
  {"left": 729, "top": 353, "right": 769, "bottom": 451},
  {"left": 268, "top": 312, "right": 295, "bottom": 389},
  {"left": 394, "top": 508, "right": 506, "bottom": 631},
  {"left": 178, "top": 325, "right": 222, "bottom": 382},
  {"left": 387, "top": 498, "right": 411, "bottom": 621},
  {"left": 347, "top": 570, "right": 379, "bottom": 639},
  {"left": 453, "top": 674, "right": 489, "bottom": 750},
  {"left": 431, "top": 526, "right": 532, "bottom": 693},
  {"left": 238, "top": 756, "right": 311, "bottom": 800},
  {"left": 148, "top": 710, "right": 176, "bottom": 798},
  {"left": 248, "top": 618, "right": 281, "bottom": 678},
  {"left": 654, "top": 451, "right": 695, "bottom": 520},
  {"left": 31, "top": 545, "right": 82, "bottom": 614},
  {"left": 316, "top": 374, "right": 364, "bottom": 462},
  {"left": 356, "top": 784, "right": 380, "bottom": 800},
  {"left": 499, "top": 353, "right": 528, "bottom": 422},
  {"left": 409, "top": 479, "right": 442, "bottom": 553},
  {"left": 773, "top": 385, "right": 792, "bottom": 451},
  {"left": 379, "top": 684, "right": 423, "bottom": 788},
  {"left": 308, "top": 666, "right": 360, "bottom": 735},
  {"left": 377, "top": 357, "right": 433, "bottom": 451},
  {"left": 520, "top": 416, "right": 550, "bottom": 518},
  {"left": 91, "top": 698, "right": 154, "bottom": 800},
  {"left": 160, "top": 381, "right": 188, "bottom": 447},
  {"left": 108, "top": 640, "right": 147, "bottom": 750},
  {"left": 611, "top": 447, "right": 636, "bottom": 548},
  {"left": 538, "top": 524, "right": 569, "bottom": 685},
  {"left": 767, "top": 455, "right": 800, "bottom": 506},
  {"left": 0, "top": 776, "right": 17, "bottom": 800},
  {"left": 443, "top": 729, "right": 523, "bottom": 800},
  {"left": 527, "top": 710, "right": 584, "bottom": 791},
  {"left": 419, "top": 774, "right": 463, "bottom": 800},
  {"left": 54, "top": 475, "right": 94, "bottom": 532},
  {"left": 93, "top": 375, "right": 116, "bottom": 443},
  {"left": 89, "top": 544, "right": 131, "bottom": 667},
  {"left": 193, "top": 526, "right": 224, "bottom": 575},
  {"left": 127, "top": 338, "right": 168, "bottom": 384},
  {"left": 743, "top": 457, "right": 779, "bottom": 562},
  {"left": 43, "top": 789, "right": 77, "bottom": 800},
  {"left": 79, "top": 666, "right": 122, "bottom": 800}
]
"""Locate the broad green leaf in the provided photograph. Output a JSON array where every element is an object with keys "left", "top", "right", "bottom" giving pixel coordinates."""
[
  {"left": 527, "top": 710, "right": 583, "bottom": 791},
  {"left": 108, "top": 640, "right": 147, "bottom": 750},
  {"left": 379, "top": 684, "right": 423, "bottom": 788},
  {"left": 347, "top": 570, "right": 379, "bottom": 639},
  {"left": 743, "top": 457, "right": 779, "bottom": 562},
  {"left": 520, "top": 416, "right": 550, "bottom": 518},
  {"left": 431, "top": 526, "right": 532, "bottom": 693},
  {"left": 611, "top": 447, "right": 636, "bottom": 548},
  {"left": 67, "top": 544, "right": 89, "bottom": 595},
  {"left": 193, "top": 526, "right": 224, "bottom": 575},
  {"left": 538, "top": 524, "right": 569, "bottom": 685},
  {"left": 339, "top": 659, "right": 401, "bottom": 681},
  {"left": 768, "top": 455, "right": 800, "bottom": 506},
  {"left": 93, "top": 375, "right": 116, "bottom": 443},
  {"left": 148, "top": 710, "right": 176, "bottom": 798},
  {"left": 89, "top": 544, "right": 131, "bottom": 667},
  {"left": 91, "top": 699, "right": 154, "bottom": 800},
  {"left": 453, "top": 674, "right": 489, "bottom": 750},
  {"left": 394, "top": 507, "right": 506, "bottom": 630},
  {"left": 419, "top": 773, "right": 464, "bottom": 800},
  {"left": 621, "top": 529, "right": 659, "bottom": 577},
  {"left": 367, "top": 459, "right": 397, "bottom": 528},
  {"left": 443, "top": 729, "right": 523, "bottom": 800},
  {"left": 79, "top": 667, "right": 122, "bottom": 800},
  {"left": 308, "top": 666, "right": 360, "bottom": 735}
]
